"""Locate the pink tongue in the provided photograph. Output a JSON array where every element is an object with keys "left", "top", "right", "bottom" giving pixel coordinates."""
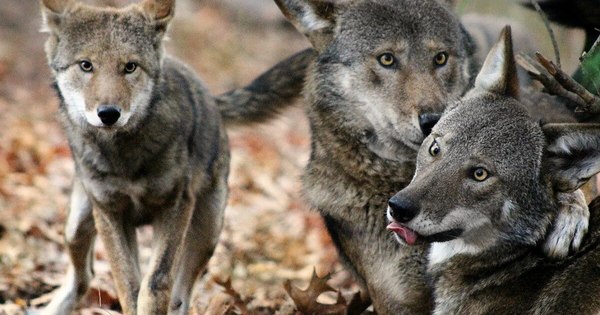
[{"left": 387, "top": 222, "right": 418, "bottom": 245}]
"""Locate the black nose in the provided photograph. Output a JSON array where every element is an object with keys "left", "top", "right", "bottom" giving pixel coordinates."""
[
  {"left": 388, "top": 195, "right": 419, "bottom": 223},
  {"left": 97, "top": 105, "right": 121, "bottom": 126},
  {"left": 418, "top": 112, "right": 441, "bottom": 137}
]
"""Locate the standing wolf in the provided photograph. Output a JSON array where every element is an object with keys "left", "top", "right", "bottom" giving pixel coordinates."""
[
  {"left": 388, "top": 27, "right": 600, "bottom": 314},
  {"left": 273, "top": 0, "right": 590, "bottom": 313},
  {"left": 40, "top": 0, "right": 311, "bottom": 314}
]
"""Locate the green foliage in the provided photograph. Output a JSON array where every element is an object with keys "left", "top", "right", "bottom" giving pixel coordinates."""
[{"left": 573, "top": 36, "right": 600, "bottom": 96}]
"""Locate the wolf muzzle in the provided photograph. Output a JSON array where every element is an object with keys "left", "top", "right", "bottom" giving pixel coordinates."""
[
  {"left": 97, "top": 105, "right": 121, "bottom": 126},
  {"left": 388, "top": 194, "right": 420, "bottom": 223},
  {"left": 418, "top": 112, "right": 442, "bottom": 137}
]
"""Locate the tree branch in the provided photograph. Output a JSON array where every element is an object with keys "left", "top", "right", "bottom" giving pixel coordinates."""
[{"left": 516, "top": 52, "right": 600, "bottom": 113}]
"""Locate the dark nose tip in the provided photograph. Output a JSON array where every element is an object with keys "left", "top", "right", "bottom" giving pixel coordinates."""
[
  {"left": 97, "top": 105, "right": 121, "bottom": 126},
  {"left": 418, "top": 112, "right": 441, "bottom": 137},
  {"left": 388, "top": 195, "right": 419, "bottom": 223}
]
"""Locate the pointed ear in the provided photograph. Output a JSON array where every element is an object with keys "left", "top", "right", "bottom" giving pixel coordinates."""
[
  {"left": 141, "top": 0, "right": 175, "bottom": 32},
  {"left": 274, "top": 0, "right": 342, "bottom": 51},
  {"left": 543, "top": 123, "right": 600, "bottom": 192},
  {"left": 41, "top": 0, "right": 75, "bottom": 33},
  {"left": 474, "top": 26, "right": 519, "bottom": 98}
]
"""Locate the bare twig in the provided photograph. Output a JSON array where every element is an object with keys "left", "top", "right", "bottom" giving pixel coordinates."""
[
  {"left": 213, "top": 277, "right": 252, "bottom": 315},
  {"left": 536, "top": 53, "right": 600, "bottom": 112},
  {"left": 530, "top": 0, "right": 561, "bottom": 68},
  {"left": 517, "top": 52, "right": 600, "bottom": 113},
  {"left": 516, "top": 54, "right": 584, "bottom": 105}
]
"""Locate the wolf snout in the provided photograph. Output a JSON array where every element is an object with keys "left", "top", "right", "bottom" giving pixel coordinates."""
[
  {"left": 418, "top": 112, "right": 441, "bottom": 137},
  {"left": 388, "top": 195, "right": 419, "bottom": 223},
  {"left": 97, "top": 105, "right": 122, "bottom": 126}
]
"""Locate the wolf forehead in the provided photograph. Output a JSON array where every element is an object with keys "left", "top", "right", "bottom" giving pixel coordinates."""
[
  {"left": 46, "top": 7, "right": 161, "bottom": 65},
  {"left": 337, "top": 0, "right": 468, "bottom": 48},
  {"left": 434, "top": 94, "right": 546, "bottom": 172}
]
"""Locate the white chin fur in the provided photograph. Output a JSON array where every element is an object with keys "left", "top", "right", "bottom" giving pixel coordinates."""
[
  {"left": 428, "top": 239, "right": 481, "bottom": 266},
  {"left": 428, "top": 224, "right": 497, "bottom": 267}
]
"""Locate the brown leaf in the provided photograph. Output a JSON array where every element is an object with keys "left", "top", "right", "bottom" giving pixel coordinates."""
[
  {"left": 205, "top": 292, "right": 237, "bottom": 315},
  {"left": 284, "top": 268, "right": 347, "bottom": 315},
  {"left": 213, "top": 277, "right": 252, "bottom": 315},
  {"left": 15, "top": 298, "right": 27, "bottom": 307}
]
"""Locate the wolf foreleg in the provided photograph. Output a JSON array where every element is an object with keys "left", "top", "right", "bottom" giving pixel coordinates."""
[
  {"left": 137, "top": 186, "right": 195, "bottom": 315},
  {"left": 169, "top": 178, "right": 227, "bottom": 314},
  {"left": 93, "top": 205, "right": 141, "bottom": 315},
  {"left": 43, "top": 180, "right": 96, "bottom": 315}
]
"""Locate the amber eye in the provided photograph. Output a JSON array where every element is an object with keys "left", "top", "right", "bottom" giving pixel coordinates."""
[
  {"left": 79, "top": 60, "right": 93, "bottom": 72},
  {"left": 429, "top": 140, "right": 441, "bottom": 157},
  {"left": 472, "top": 167, "right": 489, "bottom": 181},
  {"left": 434, "top": 52, "right": 448, "bottom": 66},
  {"left": 124, "top": 62, "right": 137, "bottom": 74},
  {"left": 378, "top": 53, "right": 396, "bottom": 67}
]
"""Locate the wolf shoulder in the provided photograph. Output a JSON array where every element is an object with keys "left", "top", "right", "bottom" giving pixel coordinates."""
[
  {"left": 157, "top": 57, "right": 220, "bottom": 121},
  {"left": 163, "top": 56, "right": 229, "bottom": 172}
]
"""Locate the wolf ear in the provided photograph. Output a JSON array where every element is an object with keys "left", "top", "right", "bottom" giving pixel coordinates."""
[
  {"left": 41, "top": 0, "right": 75, "bottom": 33},
  {"left": 543, "top": 123, "right": 600, "bottom": 192},
  {"left": 474, "top": 26, "right": 519, "bottom": 98},
  {"left": 275, "top": 0, "right": 344, "bottom": 51},
  {"left": 141, "top": 0, "right": 175, "bottom": 32}
]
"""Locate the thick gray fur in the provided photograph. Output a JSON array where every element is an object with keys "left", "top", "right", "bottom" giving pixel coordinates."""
[
  {"left": 40, "top": 0, "right": 311, "bottom": 313},
  {"left": 273, "top": 0, "right": 590, "bottom": 313},
  {"left": 389, "top": 27, "right": 600, "bottom": 314}
]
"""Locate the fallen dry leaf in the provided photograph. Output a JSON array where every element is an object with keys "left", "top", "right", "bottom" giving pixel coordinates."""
[
  {"left": 213, "top": 277, "right": 252, "bottom": 315},
  {"left": 284, "top": 268, "right": 347, "bottom": 315}
]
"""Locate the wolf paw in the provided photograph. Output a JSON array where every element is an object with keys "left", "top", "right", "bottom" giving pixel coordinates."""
[{"left": 543, "top": 189, "right": 589, "bottom": 259}]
